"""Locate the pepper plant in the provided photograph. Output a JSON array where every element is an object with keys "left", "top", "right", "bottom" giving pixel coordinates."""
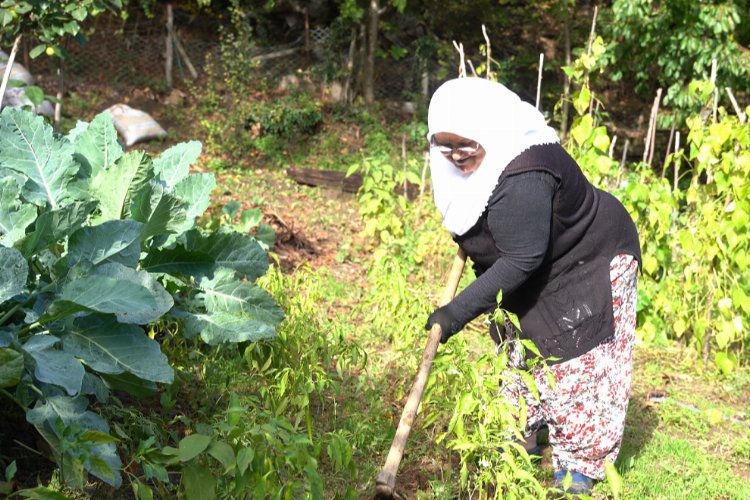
[{"left": 0, "top": 108, "right": 283, "bottom": 489}]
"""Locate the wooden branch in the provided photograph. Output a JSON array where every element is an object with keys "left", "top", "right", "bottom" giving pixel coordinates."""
[
  {"left": 467, "top": 59, "right": 477, "bottom": 77},
  {"left": 0, "top": 34, "right": 22, "bottom": 110}
]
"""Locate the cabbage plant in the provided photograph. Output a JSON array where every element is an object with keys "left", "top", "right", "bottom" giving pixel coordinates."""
[{"left": 0, "top": 108, "right": 283, "bottom": 488}]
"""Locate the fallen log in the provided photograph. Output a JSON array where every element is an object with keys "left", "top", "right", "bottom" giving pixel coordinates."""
[
  {"left": 287, "top": 167, "right": 363, "bottom": 193},
  {"left": 286, "top": 166, "right": 422, "bottom": 200}
]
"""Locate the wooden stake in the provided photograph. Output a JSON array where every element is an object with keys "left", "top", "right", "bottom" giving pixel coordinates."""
[
  {"left": 725, "top": 87, "right": 747, "bottom": 123},
  {"left": 643, "top": 88, "right": 662, "bottom": 165},
  {"left": 587, "top": 5, "right": 599, "bottom": 56},
  {"left": 0, "top": 34, "right": 22, "bottom": 109},
  {"left": 661, "top": 123, "right": 676, "bottom": 178},
  {"left": 452, "top": 41, "right": 466, "bottom": 78},
  {"left": 710, "top": 59, "right": 718, "bottom": 123},
  {"left": 165, "top": 4, "right": 174, "bottom": 88},
  {"left": 344, "top": 27, "right": 357, "bottom": 103},
  {"left": 173, "top": 31, "right": 197, "bottom": 79},
  {"left": 673, "top": 131, "right": 681, "bottom": 192},
  {"left": 560, "top": 9, "right": 572, "bottom": 139},
  {"left": 609, "top": 135, "right": 618, "bottom": 159},
  {"left": 54, "top": 57, "right": 63, "bottom": 133},
  {"left": 617, "top": 138, "right": 629, "bottom": 187},
  {"left": 536, "top": 53, "right": 544, "bottom": 111},
  {"left": 402, "top": 134, "right": 408, "bottom": 198},
  {"left": 482, "top": 24, "right": 493, "bottom": 80}
]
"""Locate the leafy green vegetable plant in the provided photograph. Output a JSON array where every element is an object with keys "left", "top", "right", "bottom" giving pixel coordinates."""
[{"left": 0, "top": 108, "right": 282, "bottom": 489}]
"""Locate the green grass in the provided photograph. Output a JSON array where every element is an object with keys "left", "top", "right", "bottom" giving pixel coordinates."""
[{"left": 617, "top": 432, "right": 750, "bottom": 499}]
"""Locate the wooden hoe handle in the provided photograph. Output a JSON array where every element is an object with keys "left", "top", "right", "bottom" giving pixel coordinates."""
[{"left": 375, "top": 249, "right": 467, "bottom": 499}]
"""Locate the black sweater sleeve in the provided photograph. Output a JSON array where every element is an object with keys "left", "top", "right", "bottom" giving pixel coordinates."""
[{"left": 447, "top": 171, "right": 559, "bottom": 328}]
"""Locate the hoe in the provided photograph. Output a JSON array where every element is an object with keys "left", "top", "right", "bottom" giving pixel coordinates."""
[{"left": 375, "top": 249, "right": 466, "bottom": 499}]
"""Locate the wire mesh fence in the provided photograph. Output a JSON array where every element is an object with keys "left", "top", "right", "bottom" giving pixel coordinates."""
[{"left": 20, "top": 10, "right": 428, "bottom": 104}]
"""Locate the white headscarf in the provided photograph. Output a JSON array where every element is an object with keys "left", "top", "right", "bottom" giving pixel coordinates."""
[{"left": 427, "top": 78, "right": 560, "bottom": 236}]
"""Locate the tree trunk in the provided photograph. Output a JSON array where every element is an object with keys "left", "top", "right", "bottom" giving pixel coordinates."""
[{"left": 363, "top": 0, "right": 380, "bottom": 106}]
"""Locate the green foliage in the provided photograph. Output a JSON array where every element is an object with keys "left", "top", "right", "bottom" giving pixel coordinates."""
[
  {"left": 118, "top": 264, "right": 368, "bottom": 498},
  {"left": 562, "top": 37, "right": 750, "bottom": 364},
  {"left": 346, "top": 152, "right": 422, "bottom": 247},
  {"left": 0, "top": 108, "right": 282, "bottom": 489},
  {"left": 246, "top": 93, "right": 323, "bottom": 139},
  {"left": 0, "top": 0, "right": 123, "bottom": 58},
  {"left": 604, "top": 0, "right": 750, "bottom": 110}
]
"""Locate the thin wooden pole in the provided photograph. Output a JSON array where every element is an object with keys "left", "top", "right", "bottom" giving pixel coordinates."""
[
  {"left": 725, "top": 87, "right": 747, "bottom": 123},
  {"left": 661, "top": 123, "right": 676, "bottom": 178},
  {"left": 643, "top": 88, "right": 662, "bottom": 165},
  {"left": 402, "top": 134, "right": 407, "bottom": 198},
  {"left": 420, "top": 151, "right": 428, "bottom": 197},
  {"left": 587, "top": 5, "right": 599, "bottom": 56},
  {"left": 452, "top": 41, "right": 466, "bottom": 78},
  {"left": 375, "top": 250, "right": 467, "bottom": 499},
  {"left": 710, "top": 59, "right": 718, "bottom": 123},
  {"left": 482, "top": 24, "right": 493, "bottom": 80},
  {"left": 165, "top": 4, "right": 174, "bottom": 88},
  {"left": 0, "top": 35, "right": 22, "bottom": 109},
  {"left": 54, "top": 57, "right": 64, "bottom": 133},
  {"left": 536, "top": 53, "right": 544, "bottom": 111},
  {"left": 609, "top": 135, "right": 618, "bottom": 159},
  {"left": 173, "top": 32, "right": 197, "bottom": 79},
  {"left": 673, "top": 131, "right": 681, "bottom": 192},
  {"left": 617, "top": 138, "right": 629, "bottom": 187}
]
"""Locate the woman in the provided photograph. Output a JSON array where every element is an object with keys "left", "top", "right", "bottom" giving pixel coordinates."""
[{"left": 424, "top": 77, "right": 640, "bottom": 494}]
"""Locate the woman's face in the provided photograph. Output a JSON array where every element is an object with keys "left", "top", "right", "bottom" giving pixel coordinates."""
[{"left": 430, "top": 132, "right": 486, "bottom": 173}]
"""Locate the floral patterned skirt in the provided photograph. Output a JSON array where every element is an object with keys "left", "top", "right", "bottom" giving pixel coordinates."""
[{"left": 496, "top": 253, "right": 638, "bottom": 479}]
